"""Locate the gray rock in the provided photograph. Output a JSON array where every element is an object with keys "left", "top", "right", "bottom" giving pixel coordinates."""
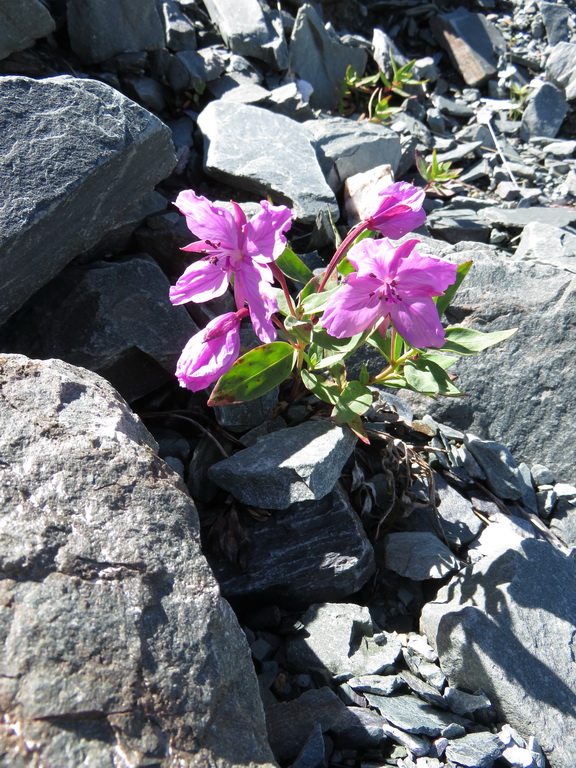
[
  {"left": 364, "top": 694, "right": 469, "bottom": 737},
  {"left": 266, "top": 687, "right": 348, "bottom": 762},
  {"left": 285, "top": 603, "right": 402, "bottom": 679},
  {"left": 444, "top": 687, "right": 492, "bottom": 716},
  {"left": 517, "top": 462, "right": 539, "bottom": 514},
  {"left": 207, "top": 488, "right": 376, "bottom": 604},
  {"left": 430, "top": 7, "right": 506, "bottom": 86},
  {"left": 304, "top": 116, "right": 401, "bottom": 192},
  {"left": 208, "top": 420, "right": 356, "bottom": 509},
  {"left": 0, "top": 354, "right": 276, "bottom": 768},
  {"left": 158, "top": 0, "right": 197, "bottom": 52},
  {"left": 421, "top": 538, "right": 576, "bottom": 768},
  {"left": 520, "top": 82, "right": 568, "bottom": 139},
  {"left": 0, "top": 256, "right": 197, "bottom": 402},
  {"left": 464, "top": 434, "right": 523, "bottom": 501},
  {"left": 514, "top": 221, "right": 576, "bottom": 273},
  {"left": 435, "top": 473, "right": 483, "bottom": 546},
  {"left": 531, "top": 463, "right": 555, "bottom": 486},
  {"left": 384, "top": 532, "right": 460, "bottom": 580},
  {"left": 67, "top": 0, "right": 165, "bottom": 64},
  {"left": 202, "top": 0, "right": 288, "bottom": 70},
  {"left": 539, "top": 1, "right": 571, "bottom": 46},
  {"left": 401, "top": 242, "right": 576, "bottom": 482},
  {"left": 168, "top": 46, "right": 227, "bottom": 91},
  {"left": 0, "top": 0, "right": 55, "bottom": 60},
  {"left": 347, "top": 674, "right": 404, "bottom": 697},
  {"left": 0, "top": 76, "right": 175, "bottom": 327},
  {"left": 427, "top": 209, "right": 491, "bottom": 244},
  {"left": 291, "top": 722, "right": 327, "bottom": 768},
  {"left": 445, "top": 732, "right": 504, "bottom": 767},
  {"left": 546, "top": 42, "right": 576, "bottom": 101},
  {"left": 289, "top": 4, "right": 367, "bottom": 111},
  {"left": 214, "top": 387, "right": 279, "bottom": 433},
  {"left": 537, "top": 487, "right": 558, "bottom": 518},
  {"left": 264, "top": 81, "right": 315, "bottom": 121},
  {"left": 479, "top": 205, "right": 576, "bottom": 230},
  {"left": 549, "top": 498, "right": 576, "bottom": 547},
  {"left": 332, "top": 706, "right": 392, "bottom": 750},
  {"left": 197, "top": 101, "right": 338, "bottom": 224}
]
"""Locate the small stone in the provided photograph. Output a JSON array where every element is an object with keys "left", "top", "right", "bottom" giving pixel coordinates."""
[
  {"left": 520, "top": 82, "right": 568, "bottom": 140},
  {"left": 444, "top": 687, "right": 492, "bottom": 716},
  {"left": 208, "top": 420, "right": 357, "bottom": 509},
  {"left": 532, "top": 464, "right": 555, "bottom": 487},
  {"left": 546, "top": 42, "right": 576, "bottom": 101},
  {"left": 384, "top": 532, "right": 460, "bottom": 580},
  {"left": 347, "top": 674, "right": 404, "bottom": 697},
  {"left": 364, "top": 694, "right": 469, "bottom": 737},
  {"left": 464, "top": 434, "right": 523, "bottom": 500},
  {"left": 445, "top": 731, "right": 504, "bottom": 767}
]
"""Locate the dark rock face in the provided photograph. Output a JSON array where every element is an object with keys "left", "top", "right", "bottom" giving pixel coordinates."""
[
  {"left": 67, "top": 0, "right": 165, "bottom": 64},
  {"left": 421, "top": 538, "right": 576, "bottom": 768},
  {"left": 0, "top": 354, "right": 276, "bottom": 768},
  {"left": 0, "top": 0, "right": 55, "bottom": 60},
  {"left": 0, "top": 256, "right": 198, "bottom": 402},
  {"left": 0, "top": 76, "right": 176, "bottom": 327}
]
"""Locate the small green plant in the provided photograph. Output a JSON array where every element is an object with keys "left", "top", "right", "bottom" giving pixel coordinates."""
[
  {"left": 415, "top": 149, "right": 462, "bottom": 197},
  {"left": 338, "top": 57, "right": 424, "bottom": 124},
  {"left": 508, "top": 80, "right": 531, "bottom": 120}
]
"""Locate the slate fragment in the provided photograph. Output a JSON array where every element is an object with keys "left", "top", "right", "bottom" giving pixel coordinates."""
[
  {"left": 0, "top": 0, "right": 55, "bottom": 60},
  {"left": 0, "top": 76, "right": 175, "bottom": 327},
  {"left": 197, "top": 101, "right": 338, "bottom": 223}
]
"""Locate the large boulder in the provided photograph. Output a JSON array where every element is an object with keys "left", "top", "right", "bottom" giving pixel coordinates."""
[
  {"left": 397, "top": 240, "right": 576, "bottom": 483},
  {"left": 421, "top": 538, "right": 576, "bottom": 768},
  {"left": 0, "top": 76, "right": 175, "bottom": 327},
  {"left": 0, "top": 354, "right": 276, "bottom": 768}
]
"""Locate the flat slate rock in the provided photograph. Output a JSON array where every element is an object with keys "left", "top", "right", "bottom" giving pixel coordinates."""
[
  {"left": 0, "top": 354, "right": 276, "bottom": 768},
  {"left": 546, "top": 42, "right": 576, "bottom": 101},
  {"left": 197, "top": 101, "right": 338, "bottom": 223},
  {"left": 0, "top": 0, "right": 55, "bottom": 60},
  {"left": 285, "top": 602, "right": 402, "bottom": 679},
  {"left": 208, "top": 420, "right": 357, "bottom": 509},
  {"left": 520, "top": 82, "right": 568, "bottom": 139},
  {"left": 305, "top": 116, "right": 401, "bottom": 192},
  {"left": 478, "top": 206, "right": 576, "bottom": 230},
  {"left": 421, "top": 538, "right": 576, "bottom": 768},
  {"left": 364, "top": 693, "right": 469, "bottom": 737},
  {"left": 383, "top": 532, "right": 460, "bottom": 580},
  {"left": 202, "top": 0, "right": 288, "bottom": 69},
  {"left": 67, "top": 0, "right": 165, "bottom": 63},
  {"left": 445, "top": 731, "right": 505, "bottom": 768},
  {"left": 0, "top": 255, "right": 197, "bottom": 402},
  {"left": 290, "top": 4, "right": 367, "bottom": 111},
  {"left": 0, "top": 75, "right": 175, "bottom": 327},
  {"left": 514, "top": 221, "right": 576, "bottom": 273},
  {"left": 207, "top": 488, "right": 375, "bottom": 604}
]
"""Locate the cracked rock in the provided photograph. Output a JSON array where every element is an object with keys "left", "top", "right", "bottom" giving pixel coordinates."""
[{"left": 0, "top": 354, "right": 276, "bottom": 768}]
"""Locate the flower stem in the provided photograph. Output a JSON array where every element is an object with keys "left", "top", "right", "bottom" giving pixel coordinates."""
[
  {"left": 371, "top": 348, "right": 415, "bottom": 384},
  {"left": 270, "top": 262, "right": 297, "bottom": 316},
  {"left": 316, "top": 221, "right": 368, "bottom": 293}
]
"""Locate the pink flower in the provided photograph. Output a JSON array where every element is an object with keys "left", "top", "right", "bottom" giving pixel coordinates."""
[
  {"left": 321, "top": 238, "right": 457, "bottom": 349},
  {"left": 175, "top": 311, "right": 242, "bottom": 392},
  {"left": 170, "top": 190, "right": 292, "bottom": 344},
  {"left": 365, "top": 181, "right": 426, "bottom": 239}
]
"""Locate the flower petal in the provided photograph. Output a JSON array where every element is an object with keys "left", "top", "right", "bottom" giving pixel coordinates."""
[
  {"left": 321, "top": 277, "right": 383, "bottom": 339},
  {"left": 234, "top": 263, "right": 278, "bottom": 343},
  {"left": 243, "top": 200, "right": 293, "bottom": 263},
  {"left": 169, "top": 259, "right": 230, "bottom": 305},
  {"left": 389, "top": 296, "right": 446, "bottom": 348},
  {"left": 174, "top": 190, "right": 239, "bottom": 250},
  {"left": 395, "top": 250, "right": 457, "bottom": 296},
  {"left": 176, "top": 312, "right": 241, "bottom": 391},
  {"left": 366, "top": 182, "right": 427, "bottom": 238}
]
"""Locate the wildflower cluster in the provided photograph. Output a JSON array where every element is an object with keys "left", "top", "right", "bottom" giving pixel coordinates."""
[{"left": 170, "top": 182, "right": 515, "bottom": 441}]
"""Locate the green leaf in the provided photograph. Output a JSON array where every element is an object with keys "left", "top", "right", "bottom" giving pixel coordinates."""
[
  {"left": 309, "top": 329, "right": 366, "bottom": 369},
  {"left": 300, "top": 285, "right": 340, "bottom": 316},
  {"left": 359, "top": 363, "right": 370, "bottom": 386},
  {"left": 435, "top": 260, "right": 473, "bottom": 319},
  {"left": 404, "top": 358, "right": 464, "bottom": 397},
  {"left": 344, "top": 414, "right": 370, "bottom": 444},
  {"left": 442, "top": 326, "right": 518, "bottom": 355},
  {"left": 416, "top": 352, "right": 459, "bottom": 370},
  {"left": 284, "top": 315, "right": 312, "bottom": 343},
  {"left": 301, "top": 369, "right": 340, "bottom": 405},
  {"left": 275, "top": 247, "right": 314, "bottom": 285},
  {"left": 208, "top": 342, "right": 296, "bottom": 405},
  {"left": 332, "top": 380, "right": 374, "bottom": 423},
  {"left": 366, "top": 328, "right": 391, "bottom": 361},
  {"left": 298, "top": 274, "right": 322, "bottom": 303}
]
